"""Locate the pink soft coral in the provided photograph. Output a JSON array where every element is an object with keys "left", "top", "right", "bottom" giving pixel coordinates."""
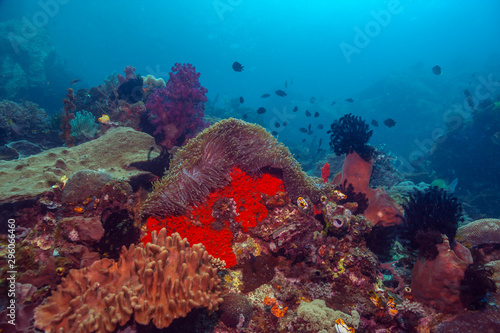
[{"left": 146, "top": 63, "right": 208, "bottom": 148}]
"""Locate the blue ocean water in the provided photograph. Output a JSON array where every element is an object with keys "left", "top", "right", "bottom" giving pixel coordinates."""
[
  {"left": 1, "top": 0, "right": 499, "bottom": 161},
  {"left": 1, "top": 1, "right": 500, "bottom": 331}
]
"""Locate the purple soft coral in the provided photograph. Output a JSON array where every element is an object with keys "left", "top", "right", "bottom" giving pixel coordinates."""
[{"left": 146, "top": 63, "right": 208, "bottom": 148}]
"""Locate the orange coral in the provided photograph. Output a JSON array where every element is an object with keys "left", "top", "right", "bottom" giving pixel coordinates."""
[{"left": 34, "top": 229, "right": 222, "bottom": 332}]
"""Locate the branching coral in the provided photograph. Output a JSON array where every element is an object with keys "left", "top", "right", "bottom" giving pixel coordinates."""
[
  {"left": 34, "top": 229, "right": 222, "bottom": 332},
  {"left": 401, "top": 187, "right": 463, "bottom": 254},
  {"left": 140, "top": 118, "right": 325, "bottom": 219},
  {"left": 328, "top": 113, "right": 374, "bottom": 161}
]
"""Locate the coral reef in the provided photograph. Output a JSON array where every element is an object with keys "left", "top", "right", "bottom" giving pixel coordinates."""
[
  {"left": 411, "top": 236, "right": 473, "bottom": 312},
  {"left": 140, "top": 118, "right": 325, "bottom": 219},
  {"left": 0, "top": 127, "right": 159, "bottom": 204},
  {"left": 332, "top": 151, "right": 402, "bottom": 226},
  {"left": 328, "top": 113, "right": 374, "bottom": 161},
  {"left": 456, "top": 218, "right": 500, "bottom": 248},
  {"left": 146, "top": 63, "right": 208, "bottom": 148},
  {"left": 219, "top": 293, "right": 254, "bottom": 328},
  {"left": 34, "top": 230, "right": 223, "bottom": 332},
  {"left": 143, "top": 167, "right": 284, "bottom": 268},
  {"left": 0, "top": 100, "right": 48, "bottom": 145},
  {"left": 294, "top": 299, "right": 359, "bottom": 332},
  {"left": 402, "top": 187, "right": 463, "bottom": 253}
]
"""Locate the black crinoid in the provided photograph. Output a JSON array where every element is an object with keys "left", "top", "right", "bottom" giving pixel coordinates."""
[
  {"left": 328, "top": 113, "right": 374, "bottom": 161},
  {"left": 401, "top": 187, "right": 463, "bottom": 259}
]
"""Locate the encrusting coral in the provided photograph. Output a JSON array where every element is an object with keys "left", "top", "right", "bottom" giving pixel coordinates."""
[
  {"left": 140, "top": 118, "right": 324, "bottom": 219},
  {"left": 34, "top": 229, "right": 223, "bottom": 332}
]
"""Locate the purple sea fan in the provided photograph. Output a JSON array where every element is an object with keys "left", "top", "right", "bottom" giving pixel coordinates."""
[{"left": 146, "top": 63, "right": 208, "bottom": 148}]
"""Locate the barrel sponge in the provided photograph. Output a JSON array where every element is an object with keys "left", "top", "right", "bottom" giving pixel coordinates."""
[
  {"left": 140, "top": 118, "right": 324, "bottom": 219},
  {"left": 34, "top": 229, "right": 222, "bottom": 332}
]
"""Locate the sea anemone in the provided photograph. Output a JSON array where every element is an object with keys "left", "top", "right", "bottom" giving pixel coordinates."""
[
  {"left": 328, "top": 113, "right": 374, "bottom": 161},
  {"left": 401, "top": 187, "right": 463, "bottom": 253}
]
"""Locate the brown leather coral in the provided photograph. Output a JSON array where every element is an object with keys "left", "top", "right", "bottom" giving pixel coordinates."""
[{"left": 34, "top": 229, "right": 222, "bottom": 332}]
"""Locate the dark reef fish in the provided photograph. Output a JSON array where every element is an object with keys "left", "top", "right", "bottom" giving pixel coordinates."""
[
  {"left": 371, "top": 120, "right": 379, "bottom": 127},
  {"left": 275, "top": 90, "right": 287, "bottom": 97},
  {"left": 274, "top": 122, "right": 281, "bottom": 128},
  {"left": 257, "top": 107, "right": 267, "bottom": 114},
  {"left": 232, "top": 62, "right": 244, "bottom": 72},
  {"left": 383, "top": 118, "right": 396, "bottom": 127},
  {"left": 293, "top": 106, "right": 298, "bottom": 112},
  {"left": 70, "top": 79, "right": 81, "bottom": 85},
  {"left": 310, "top": 96, "right": 316, "bottom": 104},
  {"left": 331, "top": 101, "right": 336, "bottom": 106},
  {"left": 432, "top": 65, "right": 442, "bottom": 75},
  {"left": 305, "top": 110, "right": 311, "bottom": 117},
  {"left": 299, "top": 127, "right": 308, "bottom": 133},
  {"left": 317, "top": 124, "right": 324, "bottom": 129},
  {"left": 345, "top": 98, "right": 354, "bottom": 103},
  {"left": 314, "top": 111, "right": 320, "bottom": 118},
  {"left": 239, "top": 96, "right": 244, "bottom": 103},
  {"left": 260, "top": 93, "right": 271, "bottom": 98},
  {"left": 282, "top": 121, "right": 288, "bottom": 126}
]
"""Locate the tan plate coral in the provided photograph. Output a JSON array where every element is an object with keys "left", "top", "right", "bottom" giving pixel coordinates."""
[{"left": 34, "top": 229, "right": 222, "bottom": 332}]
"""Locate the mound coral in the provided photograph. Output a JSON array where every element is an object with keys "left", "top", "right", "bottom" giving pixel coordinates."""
[
  {"left": 34, "top": 229, "right": 222, "bottom": 332},
  {"left": 402, "top": 187, "right": 463, "bottom": 253},
  {"left": 146, "top": 63, "right": 208, "bottom": 148},
  {"left": 140, "top": 118, "right": 324, "bottom": 219},
  {"left": 142, "top": 167, "right": 284, "bottom": 268},
  {"left": 328, "top": 113, "right": 374, "bottom": 161}
]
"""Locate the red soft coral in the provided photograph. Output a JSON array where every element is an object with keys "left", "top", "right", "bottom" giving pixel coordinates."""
[{"left": 143, "top": 167, "right": 284, "bottom": 267}]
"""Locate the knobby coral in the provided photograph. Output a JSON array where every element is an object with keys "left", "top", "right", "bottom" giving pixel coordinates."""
[
  {"left": 140, "top": 118, "right": 324, "bottom": 219},
  {"left": 34, "top": 229, "right": 222, "bottom": 332},
  {"left": 146, "top": 63, "right": 208, "bottom": 148}
]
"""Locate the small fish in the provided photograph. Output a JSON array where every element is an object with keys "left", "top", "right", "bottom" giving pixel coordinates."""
[
  {"left": 345, "top": 98, "right": 354, "bottom": 103},
  {"left": 308, "top": 123, "right": 312, "bottom": 134},
  {"left": 334, "top": 318, "right": 355, "bottom": 333},
  {"left": 70, "top": 79, "right": 81, "bottom": 85},
  {"left": 432, "top": 65, "right": 442, "bottom": 75},
  {"left": 272, "top": 131, "right": 278, "bottom": 136},
  {"left": 310, "top": 96, "right": 316, "bottom": 104},
  {"left": 293, "top": 106, "right": 298, "bottom": 112},
  {"left": 232, "top": 61, "right": 244, "bottom": 72},
  {"left": 8, "top": 119, "right": 23, "bottom": 135},
  {"left": 314, "top": 111, "right": 320, "bottom": 118},
  {"left": 275, "top": 90, "right": 287, "bottom": 97},
  {"left": 301, "top": 139, "right": 306, "bottom": 143},
  {"left": 318, "top": 138, "right": 322, "bottom": 148},
  {"left": 261, "top": 93, "right": 271, "bottom": 98},
  {"left": 331, "top": 101, "right": 336, "bottom": 106},
  {"left": 274, "top": 122, "right": 281, "bottom": 128},
  {"left": 371, "top": 120, "right": 379, "bottom": 127},
  {"left": 383, "top": 118, "right": 396, "bottom": 127},
  {"left": 98, "top": 114, "right": 110, "bottom": 124},
  {"left": 243, "top": 114, "right": 248, "bottom": 119},
  {"left": 282, "top": 121, "right": 288, "bottom": 126},
  {"left": 299, "top": 128, "right": 308, "bottom": 133},
  {"left": 239, "top": 96, "right": 244, "bottom": 103},
  {"left": 257, "top": 107, "right": 267, "bottom": 114},
  {"left": 317, "top": 124, "right": 324, "bottom": 129},
  {"left": 305, "top": 110, "right": 311, "bottom": 117}
]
